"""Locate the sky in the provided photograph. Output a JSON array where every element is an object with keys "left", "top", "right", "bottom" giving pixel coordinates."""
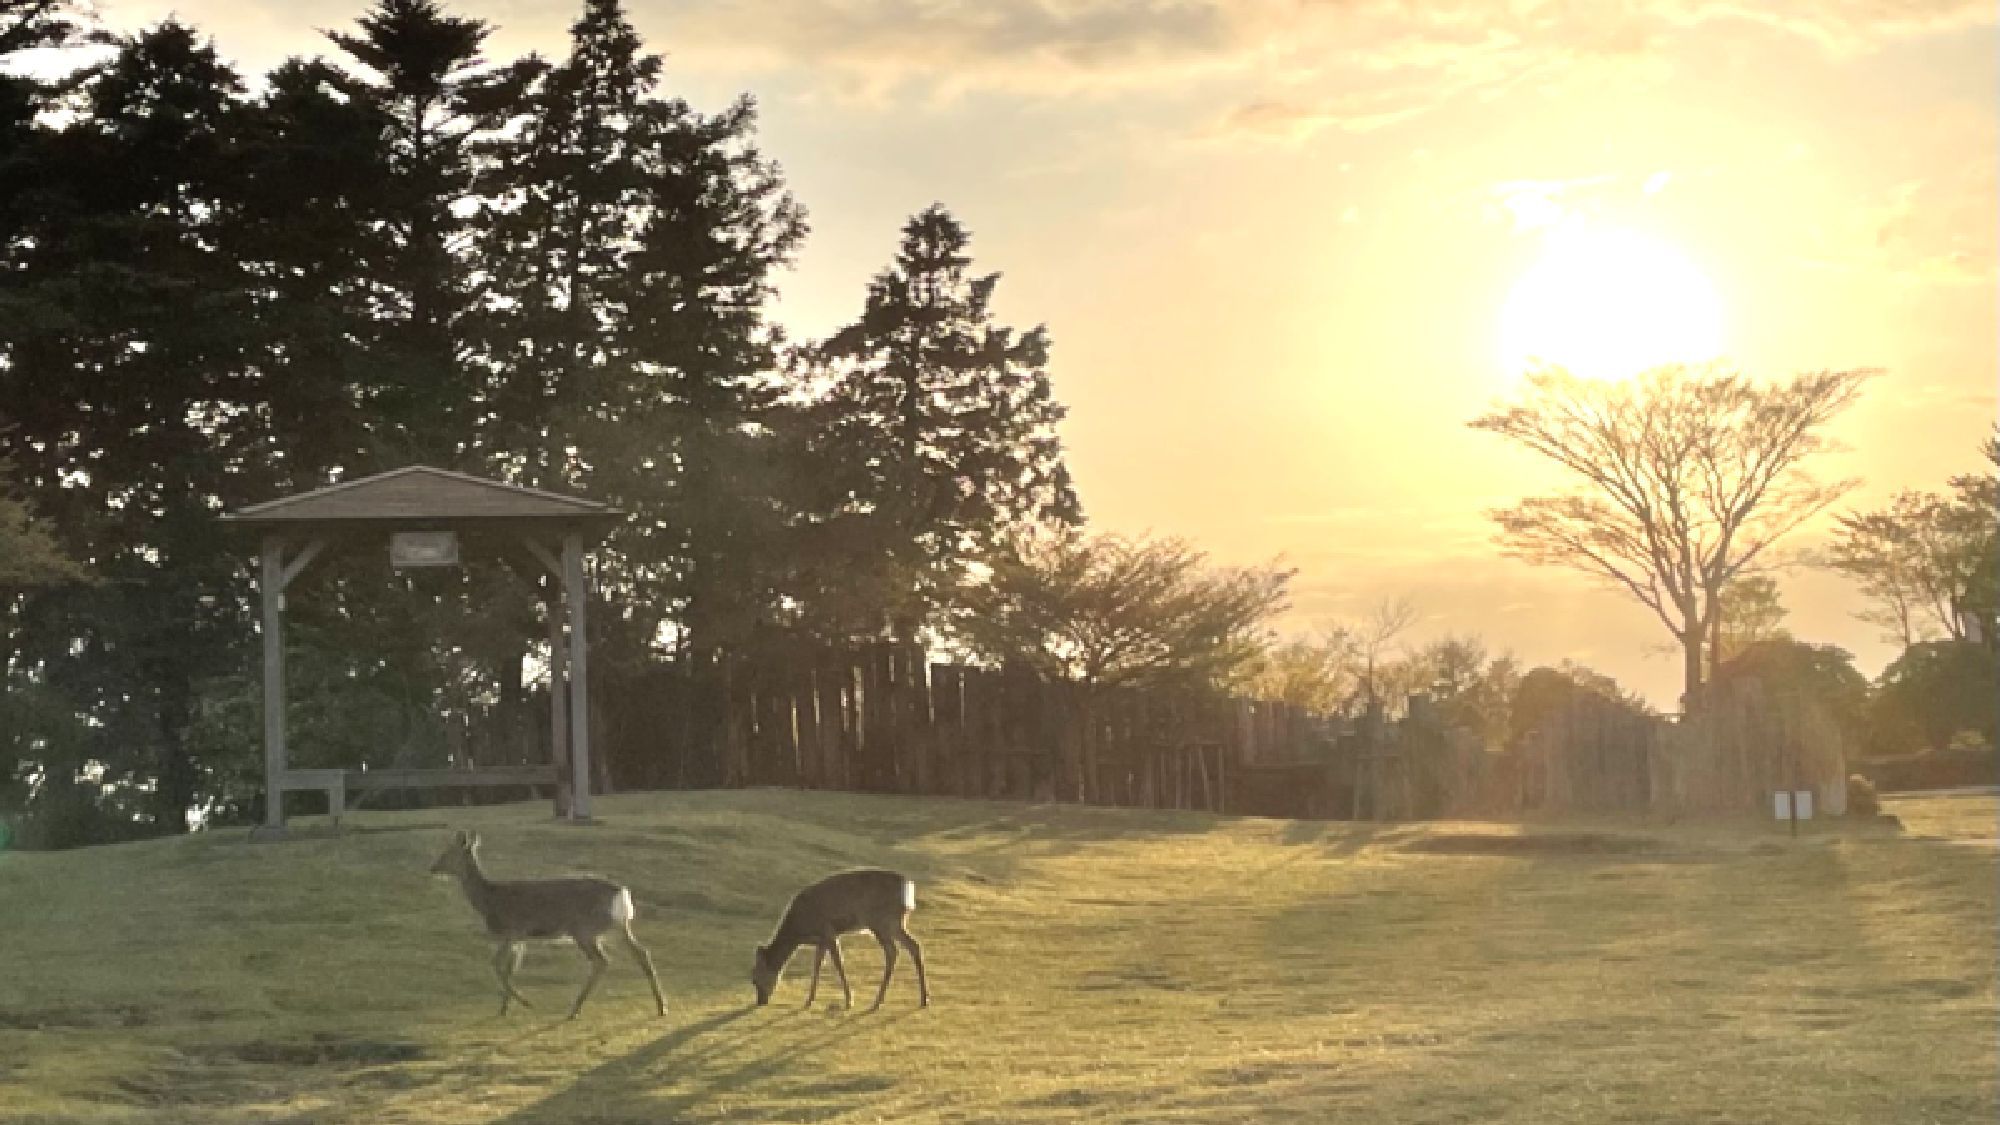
[{"left": 96, "top": 0, "right": 2000, "bottom": 705}]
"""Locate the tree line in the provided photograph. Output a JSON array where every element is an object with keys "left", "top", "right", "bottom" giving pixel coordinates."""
[
  {"left": 2, "top": 0, "right": 1990, "bottom": 847},
  {"left": 1, "top": 0, "right": 1291, "bottom": 846},
  {"left": 1250, "top": 363, "right": 1994, "bottom": 774}
]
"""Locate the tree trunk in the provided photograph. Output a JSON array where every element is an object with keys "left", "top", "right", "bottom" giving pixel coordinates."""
[
  {"left": 1708, "top": 599, "right": 1724, "bottom": 675},
  {"left": 149, "top": 653, "right": 199, "bottom": 834},
  {"left": 1680, "top": 632, "right": 1705, "bottom": 715},
  {"left": 1069, "top": 684, "right": 1098, "bottom": 804},
  {"left": 153, "top": 688, "right": 195, "bottom": 834}
]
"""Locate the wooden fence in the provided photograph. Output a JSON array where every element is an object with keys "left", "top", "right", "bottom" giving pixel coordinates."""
[
  {"left": 533, "top": 656, "right": 1859, "bottom": 822},
  {"left": 592, "top": 644, "right": 1326, "bottom": 815}
]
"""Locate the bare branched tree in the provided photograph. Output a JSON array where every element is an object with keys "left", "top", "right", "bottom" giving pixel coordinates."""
[
  {"left": 1350, "top": 596, "right": 1418, "bottom": 707},
  {"left": 1470, "top": 364, "right": 1872, "bottom": 707},
  {"left": 1821, "top": 430, "right": 1997, "bottom": 646},
  {"left": 963, "top": 528, "right": 1291, "bottom": 693},
  {"left": 960, "top": 527, "right": 1291, "bottom": 799},
  {"left": 1821, "top": 491, "right": 1988, "bottom": 645},
  {"left": 1241, "top": 630, "right": 1358, "bottom": 714}
]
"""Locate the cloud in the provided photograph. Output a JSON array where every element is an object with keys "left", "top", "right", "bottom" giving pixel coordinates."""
[
  {"left": 1804, "top": 167, "right": 2000, "bottom": 285},
  {"left": 654, "top": 0, "right": 1261, "bottom": 99},
  {"left": 1210, "top": 94, "right": 1425, "bottom": 144},
  {"left": 1487, "top": 175, "right": 1620, "bottom": 232},
  {"left": 652, "top": 0, "right": 1995, "bottom": 105},
  {"left": 1676, "top": 0, "right": 1993, "bottom": 52},
  {"left": 91, "top": 0, "right": 1997, "bottom": 128}
]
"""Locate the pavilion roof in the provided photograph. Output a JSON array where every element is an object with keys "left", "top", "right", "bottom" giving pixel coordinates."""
[{"left": 222, "top": 465, "right": 620, "bottom": 528}]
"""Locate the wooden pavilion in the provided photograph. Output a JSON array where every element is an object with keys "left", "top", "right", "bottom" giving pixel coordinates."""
[{"left": 222, "top": 466, "right": 622, "bottom": 834}]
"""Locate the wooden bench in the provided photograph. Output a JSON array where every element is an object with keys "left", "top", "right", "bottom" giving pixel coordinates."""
[{"left": 277, "top": 766, "right": 559, "bottom": 828}]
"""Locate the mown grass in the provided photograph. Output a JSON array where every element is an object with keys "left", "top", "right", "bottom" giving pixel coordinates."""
[{"left": 0, "top": 790, "right": 1992, "bottom": 1123}]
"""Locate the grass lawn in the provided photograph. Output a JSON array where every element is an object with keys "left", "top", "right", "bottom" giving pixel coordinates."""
[{"left": 0, "top": 790, "right": 1992, "bottom": 1124}]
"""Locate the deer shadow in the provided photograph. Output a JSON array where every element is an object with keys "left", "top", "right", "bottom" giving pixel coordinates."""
[{"left": 487, "top": 1003, "right": 894, "bottom": 1124}]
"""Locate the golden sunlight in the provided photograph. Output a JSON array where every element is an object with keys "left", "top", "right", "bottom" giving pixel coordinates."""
[{"left": 1499, "top": 224, "right": 1725, "bottom": 380}]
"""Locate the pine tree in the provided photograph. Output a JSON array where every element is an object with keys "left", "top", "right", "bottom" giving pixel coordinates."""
[
  {"left": 473, "top": 0, "right": 804, "bottom": 664},
  {"left": 799, "top": 205, "right": 1079, "bottom": 642},
  {"left": 324, "top": 0, "right": 531, "bottom": 464},
  {"left": 232, "top": 56, "right": 398, "bottom": 482},
  {"left": 0, "top": 22, "right": 260, "bottom": 836}
]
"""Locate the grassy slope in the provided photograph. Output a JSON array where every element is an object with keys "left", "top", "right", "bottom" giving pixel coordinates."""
[{"left": 0, "top": 791, "right": 1992, "bottom": 1124}]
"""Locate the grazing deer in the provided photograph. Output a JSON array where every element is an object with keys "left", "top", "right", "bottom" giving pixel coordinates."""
[
  {"left": 751, "top": 868, "right": 930, "bottom": 1011},
  {"left": 428, "top": 830, "right": 666, "bottom": 1020}
]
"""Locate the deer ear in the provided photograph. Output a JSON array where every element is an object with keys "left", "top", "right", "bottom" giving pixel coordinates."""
[
  {"left": 452, "top": 830, "right": 469, "bottom": 845},
  {"left": 467, "top": 832, "right": 481, "bottom": 849}
]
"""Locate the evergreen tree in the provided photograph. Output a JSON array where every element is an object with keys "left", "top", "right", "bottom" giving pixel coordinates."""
[
  {"left": 231, "top": 56, "right": 398, "bottom": 482},
  {"left": 473, "top": 0, "right": 804, "bottom": 664},
  {"left": 799, "top": 205, "right": 1079, "bottom": 643},
  {"left": 324, "top": 0, "right": 531, "bottom": 464},
  {"left": 0, "top": 22, "right": 260, "bottom": 836}
]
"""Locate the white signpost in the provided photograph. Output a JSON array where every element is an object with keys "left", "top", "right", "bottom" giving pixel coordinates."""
[{"left": 1773, "top": 788, "right": 1814, "bottom": 835}]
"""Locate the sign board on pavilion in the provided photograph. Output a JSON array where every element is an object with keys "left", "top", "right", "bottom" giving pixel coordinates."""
[{"left": 391, "top": 530, "right": 460, "bottom": 568}]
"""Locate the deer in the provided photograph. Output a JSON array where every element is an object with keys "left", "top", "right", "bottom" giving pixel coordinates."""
[
  {"left": 428, "top": 830, "right": 666, "bottom": 1021},
  {"left": 750, "top": 868, "right": 930, "bottom": 1012}
]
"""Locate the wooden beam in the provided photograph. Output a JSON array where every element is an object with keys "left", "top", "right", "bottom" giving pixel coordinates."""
[
  {"left": 279, "top": 537, "right": 328, "bottom": 590},
  {"left": 563, "top": 532, "right": 593, "bottom": 821},
  {"left": 261, "top": 536, "right": 287, "bottom": 831},
  {"left": 343, "top": 767, "right": 556, "bottom": 791},
  {"left": 522, "top": 537, "right": 561, "bottom": 578}
]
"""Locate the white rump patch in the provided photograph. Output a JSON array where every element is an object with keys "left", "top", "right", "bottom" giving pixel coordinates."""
[
  {"left": 902, "top": 879, "right": 916, "bottom": 911},
  {"left": 613, "top": 888, "right": 635, "bottom": 923}
]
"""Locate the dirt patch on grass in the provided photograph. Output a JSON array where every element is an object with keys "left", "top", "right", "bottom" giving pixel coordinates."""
[
  {"left": 1077, "top": 965, "right": 1193, "bottom": 992},
  {"left": 193, "top": 1034, "right": 429, "bottom": 1067},
  {"left": 1017, "top": 1086, "right": 1112, "bottom": 1109},
  {"left": 1398, "top": 831, "right": 1662, "bottom": 857},
  {"left": 0, "top": 1003, "right": 155, "bottom": 1030}
]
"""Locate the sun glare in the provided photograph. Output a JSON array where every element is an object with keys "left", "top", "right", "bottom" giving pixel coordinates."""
[{"left": 1499, "top": 224, "right": 1725, "bottom": 380}]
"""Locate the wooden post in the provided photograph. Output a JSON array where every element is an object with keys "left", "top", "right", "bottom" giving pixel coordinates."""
[
  {"left": 261, "top": 536, "right": 286, "bottom": 831},
  {"left": 255, "top": 535, "right": 328, "bottom": 834},
  {"left": 1216, "top": 738, "right": 1227, "bottom": 814},
  {"left": 522, "top": 538, "right": 572, "bottom": 819},
  {"left": 547, "top": 579, "right": 571, "bottom": 817},
  {"left": 816, "top": 658, "right": 844, "bottom": 789},
  {"left": 796, "top": 663, "right": 821, "bottom": 789},
  {"left": 563, "top": 532, "right": 592, "bottom": 821}
]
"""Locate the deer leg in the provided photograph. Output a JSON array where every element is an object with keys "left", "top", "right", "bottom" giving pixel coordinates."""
[
  {"left": 619, "top": 922, "right": 667, "bottom": 1017},
  {"left": 869, "top": 928, "right": 899, "bottom": 1012},
  {"left": 803, "top": 944, "right": 826, "bottom": 1009},
  {"left": 568, "top": 936, "right": 610, "bottom": 1021},
  {"left": 898, "top": 925, "right": 930, "bottom": 1008},
  {"left": 508, "top": 944, "right": 532, "bottom": 1008},
  {"left": 493, "top": 942, "right": 532, "bottom": 1015},
  {"left": 825, "top": 938, "right": 853, "bottom": 1009}
]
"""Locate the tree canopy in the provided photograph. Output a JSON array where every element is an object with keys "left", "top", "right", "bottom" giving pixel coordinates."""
[
  {"left": 960, "top": 528, "right": 1290, "bottom": 694},
  {"left": 793, "top": 206, "right": 1079, "bottom": 644},
  {"left": 1823, "top": 430, "right": 1998, "bottom": 647},
  {"left": 1470, "top": 364, "right": 1871, "bottom": 707}
]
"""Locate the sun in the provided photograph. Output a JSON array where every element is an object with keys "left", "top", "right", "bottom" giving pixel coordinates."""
[{"left": 1499, "top": 224, "right": 1725, "bottom": 380}]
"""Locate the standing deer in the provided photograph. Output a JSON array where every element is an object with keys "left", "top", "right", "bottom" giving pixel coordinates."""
[
  {"left": 750, "top": 869, "right": 930, "bottom": 1011},
  {"left": 429, "top": 830, "right": 666, "bottom": 1020}
]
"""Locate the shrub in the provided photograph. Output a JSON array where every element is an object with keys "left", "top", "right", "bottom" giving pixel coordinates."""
[{"left": 1846, "top": 774, "right": 1880, "bottom": 818}]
